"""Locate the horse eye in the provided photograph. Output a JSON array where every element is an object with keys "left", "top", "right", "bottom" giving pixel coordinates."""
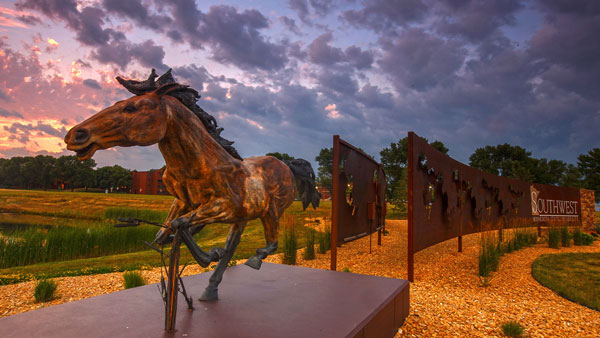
[{"left": 124, "top": 105, "right": 137, "bottom": 113}]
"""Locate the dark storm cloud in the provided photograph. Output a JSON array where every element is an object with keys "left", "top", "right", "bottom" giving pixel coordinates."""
[
  {"left": 433, "top": 0, "right": 522, "bottom": 42},
  {"left": 83, "top": 79, "right": 102, "bottom": 90},
  {"left": 378, "top": 28, "right": 466, "bottom": 91},
  {"left": 0, "top": 108, "right": 23, "bottom": 118},
  {"left": 103, "top": 0, "right": 172, "bottom": 31},
  {"left": 163, "top": 2, "right": 288, "bottom": 70},
  {"left": 342, "top": 0, "right": 428, "bottom": 32},
  {"left": 91, "top": 39, "right": 167, "bottom": 70},
  {"left": 307, "top": 33, "right": 373, "bottom": 69},
  {"left": 0, "top": 88, "right": 11, "bottom": 102},
  {"left": 280, "top": 16, "right": 301, "bottom": 35},
  {"left": 16, "top": 0, "right": 118, "bottom": 47},
  {"left": 16, "top": 14, "right": 41, "bottom": 25}
]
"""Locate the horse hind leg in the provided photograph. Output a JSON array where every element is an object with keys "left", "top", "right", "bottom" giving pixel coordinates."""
[
  {"left": 199, "top": 221, "right": 246, "bottom": 301},
  {"left": 245, "top": 215, "right": 278, "bottom": 270}
]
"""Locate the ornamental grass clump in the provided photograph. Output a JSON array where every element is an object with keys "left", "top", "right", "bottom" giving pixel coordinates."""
[
  {"left": 317, "top": 226, "right": 331, "bottom": 254},
  {"left": 34, "top": 278, "right": 58, "bottom": 303},
  {"left": 560, "top": 226, "right": 571, "bottom": 247},
  {"left": 479, "top": 235, "right": 500, "bottom": 278},
  {"left": 123, "top": 271, "right": 145, "bottom": 289},
  {"left": 501, "top": 321, "right": 524, "bottom": 337},
  {"left": 548, "top": 227, "right": 561, "bottom": 249},
  {"left": 282, "top": 218, "right": 298, "bottom": 265},
  {"left": 303, "top": 228, "right": 316, "bottom": 260}
]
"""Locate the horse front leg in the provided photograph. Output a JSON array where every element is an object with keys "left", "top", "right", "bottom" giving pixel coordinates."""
[
  {"left": 155, "top": 198, "right": 190, "bottom": 245},
  {"left": 199, "top": 221, "right": 246, "bottom": 301}
]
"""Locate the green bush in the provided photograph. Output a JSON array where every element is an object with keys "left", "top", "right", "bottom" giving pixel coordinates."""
[
  {"left": 595, "top": 223, "right": 600, "bottom": 234},
  {"left": 573, "top": 229, "right": 594, "bottom": 246},
  {"left": 548, "top": 227, "right": 561, "bottom": 249},
  {"left": 342, "top": 267, "right": 352, "bottom": 272},
  {"left": 317, "top": 227, "right": 331, "bottom": 254},
  {"left": 303, "top": 228, "right": 316, "bottom": 260},
  {"left": 282, "top": 224, "right": 298, "bottom": 265},
  {"left": 501, "top": 321, "right": 524, "bottom": 337},
  {"left": 560, "top": 226, "right": 571, "bottom": 247},
  {"left": 123, "top": 271, "right": 145, "bottom": 289},
  {"left": 34, "top": 278, "right": 58, "bottom": 302}
]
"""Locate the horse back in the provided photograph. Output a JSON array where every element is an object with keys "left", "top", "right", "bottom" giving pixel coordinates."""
[{"left": 243, "top": 156, "right": 296, "bottom": 214}]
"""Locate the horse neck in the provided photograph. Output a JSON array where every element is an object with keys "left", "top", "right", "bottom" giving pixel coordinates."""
[{"left": 158, "top": 100, "right": 240, "bottom": 178}]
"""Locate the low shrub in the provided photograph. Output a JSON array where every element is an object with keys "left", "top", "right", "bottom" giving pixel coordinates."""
[
  {"left": 548, "top": 227, "right": 561, "bottom": 249},
  {"left": 34, "top": 278, "right": 58, "bottom": 302},
  {"left": 573, "top": 229, "right": 594, "bottom": 246},
  {"left": 303, "top": 228, "right": 316, "bottom": 260},
  {"left": 123, "top": 271, "right": 145, "bottom": 289},
  {"left": 560, "top": 226, "right": 571, "bottom": 247},
  {"left": 342, "top": 267, "right": 352, "bottom": 272},
  {"left": 501, "top": 321, "right": 524, "bottom": 337},
  {"left": 595, "top": 223, "right": 600, "bottom": 234},
  {"left": 282, "top": 223, "right": 298, "bottom": 265}
]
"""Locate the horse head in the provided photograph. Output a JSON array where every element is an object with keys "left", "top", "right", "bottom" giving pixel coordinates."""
[{"left": 64, "top": 83, "right": 181, "bottom": 160}]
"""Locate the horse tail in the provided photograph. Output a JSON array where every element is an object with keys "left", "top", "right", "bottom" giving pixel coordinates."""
[{"left": 284, "top": 159, "right": 321, "bottom": 210}]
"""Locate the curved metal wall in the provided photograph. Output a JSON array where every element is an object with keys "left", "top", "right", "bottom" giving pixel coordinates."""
[{"left": 407, "top": 132, "right": 582, "bottom": 280}]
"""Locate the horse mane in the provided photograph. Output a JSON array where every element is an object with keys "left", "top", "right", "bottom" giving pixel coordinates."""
[{"left": 116, "top": 69, "right": 242, "bottom": 160}]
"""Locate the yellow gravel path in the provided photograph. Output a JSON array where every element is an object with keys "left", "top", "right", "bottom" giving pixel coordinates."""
[{"left": 1, "top": 220, "right": 599, "bottom": 337}]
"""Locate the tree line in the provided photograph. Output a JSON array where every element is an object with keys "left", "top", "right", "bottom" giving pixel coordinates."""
[
  {"left": 0, "top": 155, "right": 131, "bottom": 191},
  {"left": 304, "top": 138, "right": 600, "bottom": 212}
]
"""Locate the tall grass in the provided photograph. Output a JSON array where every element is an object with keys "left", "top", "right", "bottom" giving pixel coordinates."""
[
  {"left": 560, "top": 226, "right": 571, "bottom": 247},
  {"left": 479, "top": 234, "right": 501, "bottom": 278},
  {"left": 282, "top": 217, "right": 298, "bottom": 265},
  {"left": 0, "top": 224, "right": 156, "bottom": 268},
  {"left": 303, "top": 228, "right": 316, "bottom": 260},
  {"left": 548, "top": 227, "right": 561, "bottom": 249},
  {"left": 317, "top": 226, "right": 331, "bottom": 254},
  {"left": 104, "top": 207, "right": 167, "bottom": 224}
]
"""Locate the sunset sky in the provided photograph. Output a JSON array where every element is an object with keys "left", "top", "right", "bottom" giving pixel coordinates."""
[{"left": 0, "top": 0, "right": 598, "bottom": 170}]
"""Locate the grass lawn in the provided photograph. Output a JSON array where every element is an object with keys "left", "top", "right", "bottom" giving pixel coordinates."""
[
  {"left": 532, "top": 252, "right": 600, "bottom": 311},
  {"left": 0, "top": 189, "right": 333, "bottom": 283}
]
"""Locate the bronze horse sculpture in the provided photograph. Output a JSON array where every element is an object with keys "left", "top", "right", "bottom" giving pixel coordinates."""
[{"left": 64, "top": 69, "right": 320, "bottom": 301}]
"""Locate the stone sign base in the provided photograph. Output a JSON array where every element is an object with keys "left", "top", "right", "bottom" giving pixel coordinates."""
[{"left": 1, "top": 263, "right": 409, "bottom": 338}]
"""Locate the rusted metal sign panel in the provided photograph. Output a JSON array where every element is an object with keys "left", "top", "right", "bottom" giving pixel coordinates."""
[
  {"left": 331, "top": 135, "right": 386, "bottom": 270},
  {"left": 408, "top": 132, "right": 581, "bottom": 280}
]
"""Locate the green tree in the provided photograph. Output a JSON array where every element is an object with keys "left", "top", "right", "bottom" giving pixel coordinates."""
[
  {"left": 560, "top": 164, "right": 582, "bottom": 188},
  {"left": 469, "top": 144, "right": 537, "bottom": 181},
  {"left": 96, "top": 165, "right": 132, "bottom": 190},
  {"left": 315, "top": 147, "right": 333, "bottom": 194},
  {"left": 380, "top": 136, "right": 448, "bottom": 202},
  {"left": 266, "top": 152, "right": 295, "bottom": 162},
  {"left": 578, "top": 148, "right": 600, "bottom": 202}
]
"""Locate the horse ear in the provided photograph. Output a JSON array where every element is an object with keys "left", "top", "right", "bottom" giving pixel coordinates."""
[{"left": 153, "top": 83, "right": 181, "bottom": 97}]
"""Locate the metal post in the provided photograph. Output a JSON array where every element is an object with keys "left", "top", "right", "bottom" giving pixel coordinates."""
[
  {"left": 165, "top": 231, "right": 181, "bottom": 332},
  {"left": 407, "top": 132, "right": 414, "bottom": 282},
  {"left": 330, "top": 135, "right": 340, "bottom": 271}
]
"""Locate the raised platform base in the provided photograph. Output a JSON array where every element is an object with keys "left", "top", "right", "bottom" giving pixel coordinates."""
[{"left": 1, "top": 263, "right": 409, "bottom": 338}]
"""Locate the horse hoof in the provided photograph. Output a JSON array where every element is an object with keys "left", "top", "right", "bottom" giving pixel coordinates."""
[
  {"left": 209, "top": 247, "right": 226, "bottom": 261},
  {"left": 245, "top": 256, "right": 262, "bottom": 270},
  {"left": 199, "top": 288, "right": 218, "bottom": 301}
]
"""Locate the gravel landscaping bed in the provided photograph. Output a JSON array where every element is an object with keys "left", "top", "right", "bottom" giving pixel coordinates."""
[{"left": 2, "top": 220, "right": 599, "bottom": 337}]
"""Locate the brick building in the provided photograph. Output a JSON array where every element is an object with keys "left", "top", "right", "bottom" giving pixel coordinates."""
[{"left": 131, "top": 170, "right": 170, "bottom": 195}]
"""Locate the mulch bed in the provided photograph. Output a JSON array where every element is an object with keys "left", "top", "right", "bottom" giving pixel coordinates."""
[{"left": 2, "top": 220, "right": 599, "bottom": 337}]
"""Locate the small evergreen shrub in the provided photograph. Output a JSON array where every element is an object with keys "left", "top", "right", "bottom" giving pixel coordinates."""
[
  {"left": 123, "top": 271, "right": 145, "bottom": 289},
  {"left": 34, "top": 278, "right": 58, "bottom": 302},
  {"left": 282, "top": 223, "right": 298, "bottom": 265},
  {"left": 501, "top": 321, "right": 524, "bottom": 337},
  {"left": 548, "top": 227, "right": 560, "bottom": 249},
  {"left": 573, "top": 229, "right": 594, "bottom": 246},
  {"left": 560, "top": 226, "right": 571, "bottom": 247},
  {"left": 303, "top": 228, "right": 316, "bottom": 260},
  {"left": 342, "top": 267, "right": 352, "bottom": 272}
]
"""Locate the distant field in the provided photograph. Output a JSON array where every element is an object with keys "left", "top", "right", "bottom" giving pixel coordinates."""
[{"left": 0, "top": 189, "right": 332, "bottom": 282}]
